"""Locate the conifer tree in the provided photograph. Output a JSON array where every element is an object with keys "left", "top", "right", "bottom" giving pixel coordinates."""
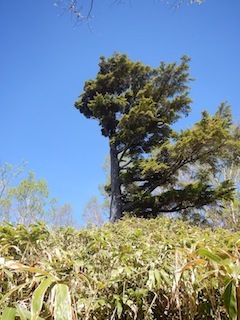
[{"left": 75, "top": 53, "right": 237, "bottom": 222}]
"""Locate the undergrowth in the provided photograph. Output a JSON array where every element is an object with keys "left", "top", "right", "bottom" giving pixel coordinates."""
[{"left": 0, "top": 217, "right": 240, "bottom": 319}]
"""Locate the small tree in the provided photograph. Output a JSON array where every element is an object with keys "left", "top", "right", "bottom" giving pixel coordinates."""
[
  {"left": 82, "top": 196, "right": 106, "bottom": 228},
  {"left": 75, "top": 53, "right": 238, "bottom": 222},
  {"left": 0, "top": 161, "right": 26, "bottom": 199},
  {"left": 0, "top": 164, "right": 75, "bottom": 226},
  {"left": 48, "top": 198, "right": 75, "bottom": 227},
  {"left": 8, "top": 171, "right": 49, "bottom": 224},
  {"left": 0, "top": 161, "right": 26, "bottom": 222}
]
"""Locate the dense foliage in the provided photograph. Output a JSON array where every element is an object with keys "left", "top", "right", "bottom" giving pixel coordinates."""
[
  {"left": 1, "top": 217, "right": 240, "bottom": 319},
  {"left": 75, "top": 53, "right": 238, "bottom": 222}
]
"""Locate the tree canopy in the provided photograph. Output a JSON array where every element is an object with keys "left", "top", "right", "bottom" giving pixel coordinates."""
[
  {"left": 75, "top": 53, "right": 239, "bottom": 222},
  {"left": 0, "top": 163, "right": 75, "bottom": 226}
]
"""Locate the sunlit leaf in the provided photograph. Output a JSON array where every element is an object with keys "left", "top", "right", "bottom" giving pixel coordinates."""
[
  {"left": 16, "top": 306, "right": 27, "bottom": 320},
  {"left": 1, "top": 307, "right": 16, "bottom": 320},
  {"left": 177, "top": 259, "right": 207, "bottom": 273},
  {"left": 197, "top": 248, "right": 222, "bottom": 263},
  {"left": 116, "top": 300, "right": 123, "bottom": 317},
  {"left": 31, "top": 277, "right": 54, "bottom": 320},
  {"left": 223, "top": 280, "right": 237, "bottom": 320},
  {"left": 4, "top": 260, "right": 51, "bottom": 276},
  {"left": 16, "top": 306, "right": 44, "bottom": 320},
  {"left": 53, "top": 284, "right": 72, "bottom": 320}
]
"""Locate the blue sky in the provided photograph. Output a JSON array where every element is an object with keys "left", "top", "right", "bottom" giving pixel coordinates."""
[{"left": 0, "top": 0, "right": 239, "bottom": 225}]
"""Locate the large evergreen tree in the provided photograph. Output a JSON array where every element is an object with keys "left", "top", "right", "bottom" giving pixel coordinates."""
[{"left": 75, "top": 53, "right": 237, "bottom": 222}]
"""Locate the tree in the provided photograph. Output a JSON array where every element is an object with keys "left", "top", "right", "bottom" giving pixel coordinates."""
[
  {"left": 82, "top": 196, "right": 106, "bottom": 228},
  {"left": 0, "top": 164, "right": 75, "bottom": 226},
  {"left": 178, "top": 123, "right": 240, "bottom": 229},
  {"left": 0, "top": 161, "right": 26, "bottom": 199},
  {"left": 82, "top": 155, "right": 111, "bottom": 228},
  {"left": 75, "top": 53, "right": 238, "bottom": 222},
  {"left": 8, "top": 171, "right": 50, "bottom": 224},
  {"left": 48, "top": 198, "right": 76, "bottom": 227},
  {"left": 205, "top": 159, "right": 240, "bottom": 230},
  {"left": 0, "top": 161, "right": 26, "bottom": 222}
]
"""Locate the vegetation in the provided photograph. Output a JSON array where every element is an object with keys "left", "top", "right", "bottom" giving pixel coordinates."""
[
  {"left": 1, "top": 2, "right": 238, "bottom": 318},
  {"left": 179, "top": 147, "right": 240, "bottom": 230},
  {"left": 82, "top": 196, "right": 106, "bottom": 228},
  {"left": 75, "top": 53, "right": 239, "bottom": 222},
  {"left": 0, "top": 162, "right": 75, "bottom": 227},
  {"left": 0, "top": 217, "right": 240, "bottom": 319},
  {"left": 85, "top": 127, "right": 240, "bottom": 230}
]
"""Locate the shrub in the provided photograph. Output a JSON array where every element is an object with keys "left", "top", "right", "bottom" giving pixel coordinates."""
[{"left": 0, "top": 217, "right": 239, "bottom": 319}]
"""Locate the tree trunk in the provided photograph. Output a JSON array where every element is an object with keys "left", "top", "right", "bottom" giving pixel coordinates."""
[{"left": 109, "top": 141, "right": 122, "bottom": 223}]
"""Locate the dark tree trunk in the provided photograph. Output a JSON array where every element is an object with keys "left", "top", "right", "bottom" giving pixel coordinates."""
[{"left": 109, "top": 141, "right": 122, "bottom": 223}]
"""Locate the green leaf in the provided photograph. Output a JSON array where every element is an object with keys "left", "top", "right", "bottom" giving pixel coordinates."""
[
  {"left": 116, "top": 300, "right": 123, "bottom": 317},
  {"left": 16, "top": 307, "right": 44, "bottom": 320},
  {"left": 160, "top": 269, "right": 171, "bottom": 285},
  {"left": 147, "top": 269, "right": 156, "bottom": 290},
  {"left": 153, "top": 269, "right": 162, "bottom": 288},
  {"left": 197, "top": 248, "right": 222, "bottom": 263},
  {"left": 31, "top": 277, "right": 54, "bottom": 320},
  {"left": 53, "top": 284, "right": 72, "bottom": 320},
  {"left": 223, "top": 280, "right": 237, "bottom": 320},
  {"left": 16, "top": 306, "right": 27, "bottom": 320},
  {"left": 1, "top": 307, "right": 16, "bottom": 320}
]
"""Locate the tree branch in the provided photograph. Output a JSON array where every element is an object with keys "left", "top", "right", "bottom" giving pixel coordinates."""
[{"left": 120, "top": 159, "right": 132, "bottom": 169}]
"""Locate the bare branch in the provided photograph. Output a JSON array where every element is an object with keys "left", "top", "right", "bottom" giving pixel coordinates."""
[
  {"left": 54, "top": 0, "right": 94, "bottom": 27},
  {"left": 53, "top": 0, "right": 204, "bottom": 27},
  {"left": 120, "top": 159, "right": 132, "bottom": 169},
  {"left": 0, "top": 161, "right": 26, "bottom": 199}
]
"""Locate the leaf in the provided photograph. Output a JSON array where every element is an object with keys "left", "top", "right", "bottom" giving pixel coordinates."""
[
  {"left": 125, "top": 299, "right": 138, "bottom": 319},
  {"left": 116, "top": 300, "right": 123, "bottom": 317},
  {"left": 4, "top": 260, "right": 50, "bottom": 276},
  {"left": 197, "top": 248, "right": 222, "bottom": 263},
  {"left": 237, "top": 286, "right": 240, "bottom": 319},
  {"left": 177, "top": 259, "right": 207, "bottom": 273},
  {"left": 16, "top": 306, "right": 27, "bottom": 320},
  {"left": 153, "top": 269, "right": 162, "bottom": 287},
  {"left": 147, "top": 270, "right": 156, "bottom": 290},
  {"left": 223, "top": 280, "right": 237, "bottom": 320},
  {"left": 31, "top": 277, "right": 54, "bottom": 320},
  {"left": 16, "top": 306, "right": 44, "bottom": 320},
  {"left": 1, "top": 307, "right": 16, "bottom": 320},
  {"left": 53, "top": 284, "right": 72, "bottom": 320},
  {"left": 159, "top": 269, "right": 171, "bottom": 285}
]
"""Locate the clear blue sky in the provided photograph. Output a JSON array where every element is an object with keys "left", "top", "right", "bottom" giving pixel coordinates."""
[{"left": 0, "top": 0, "right": 239, "bottom": 225}]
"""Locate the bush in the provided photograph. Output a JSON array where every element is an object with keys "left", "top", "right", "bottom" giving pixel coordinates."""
[{"left": 0, "top": 217, "right": 239, "bottom": 319}]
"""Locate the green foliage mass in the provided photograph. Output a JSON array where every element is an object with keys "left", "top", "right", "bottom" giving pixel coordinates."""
[
  {"left": 1, "top": 217, "right": 240, "bottom": 319},
  {"left": 75, "top": 53, "right": 239, "bottom": 222}
]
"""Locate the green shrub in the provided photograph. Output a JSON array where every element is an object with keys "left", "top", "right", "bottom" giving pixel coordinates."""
[{"left": 0, "top": 217, "right": 239, "bottom": 319}]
